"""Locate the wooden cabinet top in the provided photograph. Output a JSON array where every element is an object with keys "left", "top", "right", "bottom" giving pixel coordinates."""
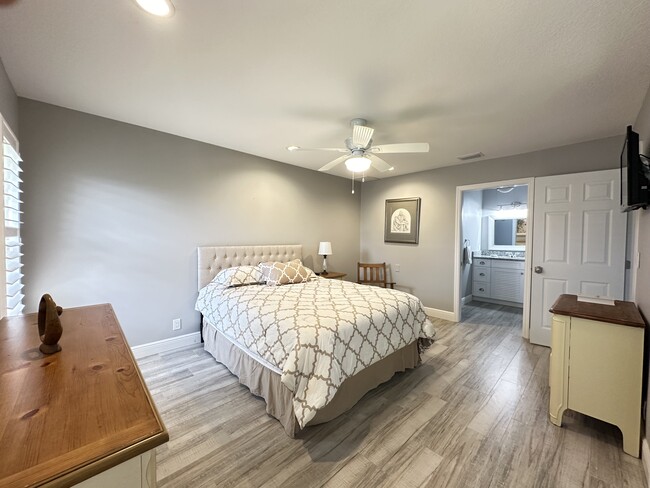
[
  {"left": 550, "top": 294, "right": 645, "bottom": 328},
  {"left": 0, "top": 304, "right": 168, "bottom": 487},
  {"left": 318, "top": 272, "right": 347, "bottom": 279}
]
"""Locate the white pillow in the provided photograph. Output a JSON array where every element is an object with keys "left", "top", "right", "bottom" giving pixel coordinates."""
[{"left": 212, "top": 265, "right": 263, "bottom": 287}]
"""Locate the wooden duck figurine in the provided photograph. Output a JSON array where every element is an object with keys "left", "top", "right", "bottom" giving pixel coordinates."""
[{"left": 38, "top": 294, "right": 63, "bottom": 354}]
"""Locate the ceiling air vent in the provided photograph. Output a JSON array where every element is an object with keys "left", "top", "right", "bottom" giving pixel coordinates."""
[{"left": 457, "top": 152, "right": 484, "bottom": 161}]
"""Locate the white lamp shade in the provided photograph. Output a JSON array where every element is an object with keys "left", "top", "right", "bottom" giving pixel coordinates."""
[{"left": 318, "top": 241, "right": 332, "bottom": 255}]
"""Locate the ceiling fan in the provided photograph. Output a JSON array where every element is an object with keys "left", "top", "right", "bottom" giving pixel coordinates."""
[{"left": 287, "top": 118, "right": 430, "bottom": 174}]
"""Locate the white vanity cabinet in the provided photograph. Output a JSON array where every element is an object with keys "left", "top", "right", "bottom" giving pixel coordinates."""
[
  {"left": 472, "top": 258, "right": 491, "bottom": 298},
  {"left": 472, "top": 257, "right": 524, "bottom": 306}
]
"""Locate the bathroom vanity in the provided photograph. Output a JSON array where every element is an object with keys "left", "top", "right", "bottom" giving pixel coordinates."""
[{"left": 472, "top": 255, "right": 525, "bottom": 306}]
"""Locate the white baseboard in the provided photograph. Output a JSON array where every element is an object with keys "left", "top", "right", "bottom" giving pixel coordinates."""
[
  {"left": 461, "top": 295, "right": 473, "bottom": 306},
  {"left": 471, "top": 296, "right": 524, "bottom": 309},
  {"left": 131, "top": 331, "right": 202, "bottom": 359},
  {"left": 423, "top": 306, "right": 456, "bottom": 322},
  {"left": 641, "top": 437, "right": 650, "bottom": 488}
]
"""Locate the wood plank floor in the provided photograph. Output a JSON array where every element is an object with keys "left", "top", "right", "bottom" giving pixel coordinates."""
[{"left": 138, "top": 302, "right": 646, "bottom": 488}]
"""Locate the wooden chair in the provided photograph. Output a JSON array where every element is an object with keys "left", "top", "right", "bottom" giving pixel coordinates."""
[{"left": 357, "top": 262, "right": 395, "bottom": 289}]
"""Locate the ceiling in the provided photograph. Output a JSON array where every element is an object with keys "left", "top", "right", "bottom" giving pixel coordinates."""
[{"left": 1, "top": 1, "right": 649, "bottom": 179}]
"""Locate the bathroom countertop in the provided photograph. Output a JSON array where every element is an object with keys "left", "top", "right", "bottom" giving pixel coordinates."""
[{"left": 473, "top": 254, "right": 525, "bottom": 262}]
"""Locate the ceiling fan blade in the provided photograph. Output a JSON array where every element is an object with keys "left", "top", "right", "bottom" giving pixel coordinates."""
[
  {"left": 352, "top": 125, "right": 374, "bottom": 148},
  {"left": 287, "top": 146, "right": 348, "bottom": 153},
  {"left": 369, "top": 143, "right": 430, "bottom": 154},
  {"left": 367, "top": 154, "right": 394, "bottom": 172},
  {"left": 318, "top": 155, "right": 350, "bottom": 172}
]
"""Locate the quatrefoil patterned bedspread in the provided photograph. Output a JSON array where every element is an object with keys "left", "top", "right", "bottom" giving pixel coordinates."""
[{"left": 196, "top": 277, "right": 436, "bottom": 428}]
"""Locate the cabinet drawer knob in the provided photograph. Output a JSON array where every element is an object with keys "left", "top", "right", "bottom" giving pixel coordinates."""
[
  {"left": 479, "top": 288, "right": 485, "bottom": 292},
  {"left": 480, "top": 272, "right": 485, "bottom": 276}
]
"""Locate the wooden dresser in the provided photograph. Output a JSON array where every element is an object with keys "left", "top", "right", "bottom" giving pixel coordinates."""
[
  {"left": 549, "top": 294, "right": 645, "bottom": 457},
  {"left": 0, "top": 304, "right": 169, "bottom": 487}
]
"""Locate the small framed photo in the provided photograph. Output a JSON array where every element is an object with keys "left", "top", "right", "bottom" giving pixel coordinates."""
[{"left": 384, "top": 197, "right": 421, "bottom": 244}]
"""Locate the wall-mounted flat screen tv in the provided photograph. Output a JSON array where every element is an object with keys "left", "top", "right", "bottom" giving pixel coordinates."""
[{"left": 622, "top": 125, "right": 650, "bottom": 212}]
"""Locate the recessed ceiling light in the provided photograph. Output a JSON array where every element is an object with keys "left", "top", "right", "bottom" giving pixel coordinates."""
[
  {"left": 496, "top": 186, "right": 516, "bottom": 193},
  {"left": 135, "top": 0, "right": 175, "bottom": 17}
]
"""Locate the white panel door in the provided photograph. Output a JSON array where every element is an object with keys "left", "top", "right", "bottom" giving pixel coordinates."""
[{"left": 529, "top": 169, "right": 627, "bottom": 346}]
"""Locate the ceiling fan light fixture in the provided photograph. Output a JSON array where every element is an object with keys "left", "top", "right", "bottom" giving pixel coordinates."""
[
  {"left": 345, "top": 156, "right": 371, "bottom": 173},
  {"left": 135, "top": 0, "right": 175, "bottom": 17}
]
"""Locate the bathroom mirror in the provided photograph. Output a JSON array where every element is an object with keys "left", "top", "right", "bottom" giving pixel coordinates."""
[{"left": 487, "top": 216, "right": 526, "bottom": 250}]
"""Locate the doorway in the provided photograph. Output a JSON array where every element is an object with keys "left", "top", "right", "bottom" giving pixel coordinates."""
[
  {"left": 453, "top": 178, "right": 534, "bottom": 339},
  {"left": 453, "top": 169, "right": 628, "bottom": 345}
]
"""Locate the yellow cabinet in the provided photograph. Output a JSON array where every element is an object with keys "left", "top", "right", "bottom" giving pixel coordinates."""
[{"left": 549, "top": 294, "right": 645, "bottom": 457}]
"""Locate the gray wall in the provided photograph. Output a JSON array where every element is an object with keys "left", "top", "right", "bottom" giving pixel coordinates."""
[
  {"left": 359, "top": 136, "right": 623, "bottom": 313},
  {"left": 19, "top": 99, "right": 361, "bottom": 346},
  {"left": 480, "top": 186, "right": 529, "bottom": 249},
  {"left": 481, "top": 186, "right": 529, "bottom": 212},
  {"left": 0, "top": 57, "right": 18, "bottom": 134},
  {"left": 632, "top": 82, "right": 650, "bottom": 442}
]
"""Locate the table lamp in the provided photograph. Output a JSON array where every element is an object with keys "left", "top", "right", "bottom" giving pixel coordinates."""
[{"left": 318, "top": 241, "right": 332, "bottom": 273}]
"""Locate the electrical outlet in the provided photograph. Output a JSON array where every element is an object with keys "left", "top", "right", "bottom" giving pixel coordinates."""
[
  {"left": 394, "top": 264, "right": 401, "bottom": 272},
  {"left": 172, "top": 318, "right": 182, "bottom": 331}
]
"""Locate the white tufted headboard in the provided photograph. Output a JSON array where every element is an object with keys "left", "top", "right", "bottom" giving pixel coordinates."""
[{"left": 197, "top": 244, "right": 303, "bottom": 290}]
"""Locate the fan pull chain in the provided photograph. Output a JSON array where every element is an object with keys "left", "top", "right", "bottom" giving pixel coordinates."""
[
  {"left": 362, "top": 171, "right": 365, "bottom": 183},
  {"left": 351, "top": 172, "right": 355, "bottom": 194}
]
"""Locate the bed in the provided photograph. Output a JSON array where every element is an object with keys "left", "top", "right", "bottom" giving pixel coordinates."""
[{"left": 195, "top": 244, "right": 436, "bottom": 436}]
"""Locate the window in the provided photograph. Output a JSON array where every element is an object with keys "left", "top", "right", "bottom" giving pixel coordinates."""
[{"left": 1, "top": 118, "right": 23, "bottom": 317}]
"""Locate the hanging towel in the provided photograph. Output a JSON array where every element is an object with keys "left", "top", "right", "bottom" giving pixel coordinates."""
[{"left": 462, "top": 240, "right": 472, "bottom": 265}]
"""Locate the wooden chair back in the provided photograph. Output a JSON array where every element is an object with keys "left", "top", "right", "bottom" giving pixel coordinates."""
[{"left": 357, "top": 262, "right": 395, "bottom": 289}]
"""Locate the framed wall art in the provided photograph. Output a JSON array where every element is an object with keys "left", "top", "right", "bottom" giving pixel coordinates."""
[{"left": 384, "top": 197, "right": 421, "bottom": 244}]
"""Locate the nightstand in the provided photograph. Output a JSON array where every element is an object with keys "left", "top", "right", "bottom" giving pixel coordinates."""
[
  {"left": 319, "top": 271, "right": 346, "bottom": 280},
  {"left": 549, "top": 294, "right": 645, "bottom": 457}
]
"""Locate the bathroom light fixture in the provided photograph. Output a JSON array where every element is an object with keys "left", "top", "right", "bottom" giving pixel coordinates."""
[
  {"left": 496, "top": 186, "right": 515, "bottom": 193},
  {"left": 345, "top": 156, "right": 372, "bottom": 173},
  {"left": 135, "top": 0, "right": 175, "bottom": 17},
  {"left": 497, "top": 201, "right": 524, "bottom": 211}
]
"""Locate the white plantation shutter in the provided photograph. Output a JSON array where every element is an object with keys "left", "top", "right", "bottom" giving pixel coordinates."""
[{"left": 2, "top": 127, "right": 23, "bottom": 317}]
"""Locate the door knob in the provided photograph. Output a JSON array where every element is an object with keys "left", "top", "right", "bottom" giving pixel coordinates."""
[{"left": 534, "top": 266, "right": 543, "bottom": 274}]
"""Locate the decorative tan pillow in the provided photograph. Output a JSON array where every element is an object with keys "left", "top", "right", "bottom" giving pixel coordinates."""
[
  {"left": 212, "top": 265, "right": 263, "bottom": 287},
  {"left": 259, "top": 259, "right": 314, "bottom": 286},
  {"left": 287, "top": 259, "right": 317, "bottom": 279}
]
